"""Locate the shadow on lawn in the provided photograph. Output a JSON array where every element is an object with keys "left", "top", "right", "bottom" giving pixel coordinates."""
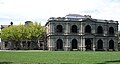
[
  {"left": 96, "top": 60, "right": 120, "bottom": 64},
  {"left": 0, "top": 62, "right": 13, "bottom": 64}
]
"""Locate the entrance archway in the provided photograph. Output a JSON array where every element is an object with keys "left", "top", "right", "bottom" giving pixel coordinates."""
[
  {"left": 85, "top": 39, "right": 92, "bottom": 50},
  {"left": 109, "top": 40, "right": 114, "bottom": 50},
  {"left": 97, "top": 39, "right": 103, "bottom": 50},
  {"left": 72, "top": 39, "right": 78, "bottom": 49},
  {"left": 56, "top": 39, "right": 63, "bottom": 50}
]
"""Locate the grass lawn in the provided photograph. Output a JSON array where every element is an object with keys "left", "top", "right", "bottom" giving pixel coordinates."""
[{"left": 0, "top": 51, "right": 120, "bottom": 64}]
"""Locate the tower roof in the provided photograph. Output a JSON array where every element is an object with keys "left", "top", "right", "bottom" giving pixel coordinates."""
[{"left": 65, "top": 14, "right": 86, "bottom": 18}]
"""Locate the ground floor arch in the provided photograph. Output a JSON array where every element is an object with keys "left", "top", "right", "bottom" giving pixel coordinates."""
[
  {"left": 97, "top": 39, "right": 103, "bottom": 50},
  {"left": 109, "top": 40, "right": 114, "bottom": 50},
  {"left": 85, "top": 39, "right": 92, "bottom": 51},
  {"left": 56, "top": 39, "right": 63, "bottom": 50},
  {"left": 71, "top": 39, "right": 78, "bottom": 50}
]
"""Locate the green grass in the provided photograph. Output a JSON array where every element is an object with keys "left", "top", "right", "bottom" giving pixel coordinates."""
[{"left": 0, "top": 51, "right": 120, "bottom": 64}]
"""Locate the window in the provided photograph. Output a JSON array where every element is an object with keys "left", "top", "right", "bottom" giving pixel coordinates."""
[
  {"left": 85, "top": 25, "right": 91, "bottom": 33},
  {"left": 97, "top": 39, "right": 103, "bottom": 49},
  {"left": 56, "top": 39, "right": 63, "bottom": 50},
  {"left": 56, "top": 25, "right": 63, "bottom": 33},
  {"left": 109, "top": 27, "right": 114, "bottom": 34},
  {"left": 72, "top": 39, "right": 78, "bottom": 49},
  {"left": 71, "top": 25, "right": 77, "bottom": 33},
  {"left": 109, "top": 40, "right": 114, "bottom": 49},
  {"left": 97, "top": 26, "right": 103, "bottom": 34}
]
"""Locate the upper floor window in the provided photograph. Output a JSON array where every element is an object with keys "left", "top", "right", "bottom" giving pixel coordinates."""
[
  {"left": 85, "top": 25, "right": 91, "bottom": 33},
  {"left": 97, "top": 26, "right": 103, "bottom": 34},
  {"left": 56, "top": 25, "right": 63, "bottom": 33},
  {"left": 71, "top": 25, "right": 77, "bottom": 33},
  {"left": 109, "top": 27, "right": 114, "bottom": 35}
]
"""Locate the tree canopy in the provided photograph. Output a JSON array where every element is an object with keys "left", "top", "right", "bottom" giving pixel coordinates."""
[{"left": 0, "top": 22, "right": 46, "bottom": 42}]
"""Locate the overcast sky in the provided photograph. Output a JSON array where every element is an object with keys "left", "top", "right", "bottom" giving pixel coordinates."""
[{"left": 0, "top": 0, "right": 120, "bottom": 29}]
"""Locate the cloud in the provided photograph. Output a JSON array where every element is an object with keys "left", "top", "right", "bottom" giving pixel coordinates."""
[{"left": 0, "top": 0, "right": 120, "bottom": 28}]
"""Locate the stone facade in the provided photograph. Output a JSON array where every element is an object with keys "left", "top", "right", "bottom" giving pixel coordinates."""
[
  {"left": 45, "top": 14, "right": 119, "bottom": 51},
  {"left": 0, "top": 41, "right": 44, "bottom": 50}
]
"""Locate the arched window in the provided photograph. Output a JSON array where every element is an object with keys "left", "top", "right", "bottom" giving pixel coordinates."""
[
  {"left": 72, "top": 39, "right": 78, "bottom": 49},
  {"left": 97, "top": 39, "right": 103, "bottom": 49},
  {"left": 56, "top": 39, "right": 63, "bottom": 50},
  {"left": 109, "top": 27, "right": 114, "bottom": 34},
  {"left": 85, "top": 25, "right": 91, "bottom": 33},
  {"left": 97, "top": 26, "right": 103, "bottom": 34},
  {"left": 71, "top": 25, "right": 77, "bottom": 33},
  {"left": 85, "top": 39, "right": 92, "bottom": 50},
  {"left": 56, "top": 25, "right": 63, "bottom": 33},
  {"left": 109, "top": 40, "right": 114, "bottom": 49}
]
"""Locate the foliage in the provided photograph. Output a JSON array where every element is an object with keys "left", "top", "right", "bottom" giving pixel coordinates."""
[
  {"left": 0, "top": 22, "right": 46, "bottom": 42},
  {"left": 0, "top": 51, "right": 120, "bottom": 64}
]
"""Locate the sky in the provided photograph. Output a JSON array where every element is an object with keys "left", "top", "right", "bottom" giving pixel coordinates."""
[{"left": 0, "top": 0, "right": 120, "bottom": 29}]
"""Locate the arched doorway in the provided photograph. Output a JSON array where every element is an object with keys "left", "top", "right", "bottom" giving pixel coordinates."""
[
  {"left": 5, "top": 41, "right": 8, "bottom": 48},
  {"left": 71, "top": 25, "right": 77, "bottom": 33},
  {"left": 72, "top": 39, "right": 78, "bottom": 50},
  {"left": 85, "top": 25, "right": 91, "bottom": 33},
  {"left": 56, "top": 39, "right": 63, "bottom": 50},
  {"left": 109, "top": 40, "right": 114, "bottom": 50},
  {"left": 85, "top": 39, "right": 92, "bottom": 50},
  {"left": 97, "top": 39, "right": 103, "bottom": 50},
  {"left": 109, "top": 27, "right": 114, "bottom": 34},
  {"left": 97, "top": 26, "right": 103, "bottom": 34},
  {"left": 56, "top": 25, "right": 63, "bottom": 33}
]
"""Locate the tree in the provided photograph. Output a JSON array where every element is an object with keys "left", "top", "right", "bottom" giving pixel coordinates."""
[{"left": 0, "top": 22, "right": 46, "bottom": 49}]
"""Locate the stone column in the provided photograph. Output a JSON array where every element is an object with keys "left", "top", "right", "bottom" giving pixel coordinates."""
[
  {"left": 104, "top": 25, "right": 108, "bottom": 36},
  {"left": 51, "top": 23, "right": 54, "bottom": 34},
  {"left": 48, "top": 38, "right": 55, "bottom": 51},
  {"left": 65, "top": 23, "right": 69, "bottom": 34},
  {"left": 114, "top": 40, "right": 118, "bottom": 51},
  {"left": 81, "top": 23, "right": 84, "bottom": 34},
  {"left": 9, "top": 41, "right": 13, "bottom": 50},
  {"left": 48, "top": 38, "right": 52, "bottom": 51},
  {"left": 82, "top": 38, "right": 86, "bottom": 51},
  {"left": 78, "top": 24, "right": 81, "bottom": 34},
  {"left": 80, "top": 37, "right": 83, "bottom": 51},
  {"left": 103, "top": 39, "right": 108, "bottom": 51},
  {"left": 20, "top": 41, "right": 23, "bottom": 49},
  {"left": 48, "top": 38, "right": 51, "bottom": 51},
  {"left": 52, "top": 38, "right": 55, "bottom": 51},
  {"left": 78, "top": 38, "right": 81, "bottom": 51},
  {"left": 92, "top": 25, "right": 96, "bottom": 34},
  {"left": 64, "top": 38, "right": 68, "bottom": 51},
  {"left": 66, "top": 23, "right": 70, "bottom": 34},
  {"left": 49, "top": 23, "right": 52, "bottom": 35},
  {"left": 92, "top": 39, "right": 95, "bottom": 51},
  {"left": 1, "top": 41, "right": 5, "bottom": 49}
]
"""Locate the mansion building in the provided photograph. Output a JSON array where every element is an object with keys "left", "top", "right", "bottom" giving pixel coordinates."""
[{"left": 45, "top": 14, "right": 119, "bottom": 51}]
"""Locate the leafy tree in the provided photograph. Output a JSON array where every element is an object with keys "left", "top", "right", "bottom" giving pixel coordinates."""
[{"left": 0, "top": 22, "right": 46, "bottom": 49}]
